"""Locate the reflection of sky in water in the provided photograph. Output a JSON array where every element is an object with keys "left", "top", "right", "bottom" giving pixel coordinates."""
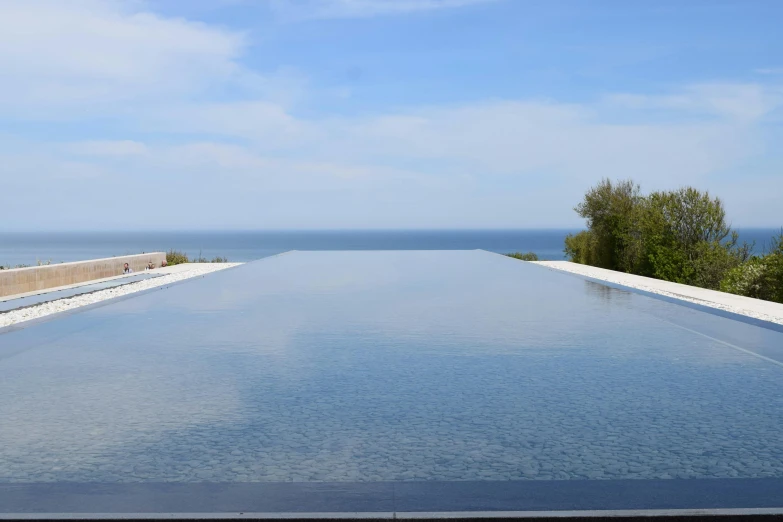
[{"left": 1, "top": 250, "right": 783, "bottom": 483}]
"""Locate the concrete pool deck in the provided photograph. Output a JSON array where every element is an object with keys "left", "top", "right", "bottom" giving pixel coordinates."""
[
  {"left": 0, "top": 262, "right": 237, "bottom": 303},
  {"left": 533, "top": 260, "right": 783, "bottom": 326}
]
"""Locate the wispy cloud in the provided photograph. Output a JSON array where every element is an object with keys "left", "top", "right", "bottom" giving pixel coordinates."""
[
  {"left": 65, "top": 140, "right": 148, "bottom": 157},
  {"left": 604, "top": 83, "right": 783, "bottom": 122},
  {"left": 7, "top": 80, "right": 779, "bottom": 228},
  {"left": 0, "top": 0, "right": 247, "bottom": 110},
  {"left": 133, "top": 81, "right": 778, "bottom": 185},
  {"left": 266, "top": 0, "right": 499, "bottom": 20},
  {"left": 755, "top": 68, "right": 783, "bottom": 75}
]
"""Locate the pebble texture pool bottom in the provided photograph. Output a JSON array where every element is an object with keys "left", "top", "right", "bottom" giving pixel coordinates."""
[{"left": 1, "top": 250, "right": 783, "bottom": 486}]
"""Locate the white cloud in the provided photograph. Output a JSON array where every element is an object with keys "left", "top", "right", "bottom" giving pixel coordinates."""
[
  {"left": 7, "top": 81, "right": 778, "bottom": 228},
  {"left": 605, "top": 83, "right": 782, "bottom": 122},
  {"left": 145, "top": 83, "right": 775, "bottom": 189},
  {"left": 143, "top": 101, "right": 308, "bottom": 146},
  {"left": 0, "top": 0, "right": 246, "bottom": 109},
  {"left": 755, "top": 68, "right": 783, "bottom": 75},
  {"left": 135, "top": 142, "right": 434, "bottom": 188},
  {"left": 65, "top": 140, "right": 148, "bottom": 157},
  {"left": 266, "top": 0, "right": 498, "bottom": 19}
]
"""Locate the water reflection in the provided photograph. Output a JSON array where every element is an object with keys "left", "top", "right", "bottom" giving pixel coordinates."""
[
  {"left": 583, "top": 279, "right": 632, "bottom": 305},
  {"left": 1, "top": 251, "right": 782, "bottom": 483}
]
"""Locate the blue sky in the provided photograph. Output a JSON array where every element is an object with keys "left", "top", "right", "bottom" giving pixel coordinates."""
[{"left": 0, "top": 0, "right": 781, "bottom": 230}]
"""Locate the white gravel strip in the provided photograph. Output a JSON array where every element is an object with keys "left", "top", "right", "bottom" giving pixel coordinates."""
[
  {"left": 532, "top": 260, "right": 783, "bottom": 326},
  {"left": 0, "top": 263, "right": 241, "bottom": 329}
]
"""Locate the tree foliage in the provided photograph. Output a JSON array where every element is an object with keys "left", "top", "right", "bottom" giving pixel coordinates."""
[
  {"left": 722, "top": 230, "right": 783, "bottom": 302},
  {"left": 564, "top": 231, "right": 599, "bottom": 266},
  {"left": 572, "top": 179, "right": 641, "bottom": 270},
  {"left": 166, "top": 249, "right": 229, "bottom": 265},
  {"left": 565, "top": 179, "right": 782, "bottom": 302},
  {"left": 505, "top": 252, "right": 539, "bottom": 261},
  {"left": 166, "top": 249, "right": 190, "bottom": 265}
]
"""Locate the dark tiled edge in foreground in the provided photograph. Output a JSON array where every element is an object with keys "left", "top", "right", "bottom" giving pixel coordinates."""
[
  {"left": 2, "top": 479, "right": 783, "bottom": 518},
  {"left": 2, "top": 512, "right": 783, "bottom": 522}
]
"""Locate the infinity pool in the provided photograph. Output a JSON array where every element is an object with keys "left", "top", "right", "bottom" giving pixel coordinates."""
[{"left": 1, "top": 250, "right": 782, "bottom": 515}]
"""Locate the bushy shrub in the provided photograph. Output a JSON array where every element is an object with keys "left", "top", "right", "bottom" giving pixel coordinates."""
[
  {"left": 168, "top": 249, "right": 228, "bottom": 264},
  {"left": 573, "top": 179, "right": 642, "bottom": 270},
  {"left": 720, "top": 258, "right": 767, "bottom": 298},
  {"left": 688, "top": 236, "right": 752, "bottom": 290},
  {"left": 721, "top": 230, "right": 783, "bottom": 302},
  {"left": 1, "top": 263, "right": 32, "bottom": 270},
  {"left": 505, "top": 252, "right": 539, "bottom": 261},
  {"left": 166, "top": 249, "right": 189, "bottom": 265},
  {"left": 564, "top": 230, "right": 599, "bottom": 266},
  {"left": 566, "top": 179, "right": 758, "bottom": 292},
  {"left": 192, "top": 251, "right": 227, "bottom": 263},
  {"left": 763, "top": 253, "right": 783, "bottom": 303},
  {"left": 763, "top": 232, "right": 783, "bottom": 302}
]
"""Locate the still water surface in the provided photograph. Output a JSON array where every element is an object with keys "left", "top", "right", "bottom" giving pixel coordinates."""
[{"left": 2, "top": 250, "right": 782, "bottom": 487}]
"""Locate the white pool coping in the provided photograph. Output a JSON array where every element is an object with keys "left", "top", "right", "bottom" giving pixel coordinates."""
[
  {"left": 532, "top": 261, "right": 783, "bottom": 326},
  {"left": 0, "top": 263, "right": 242, "bottom": 328}
]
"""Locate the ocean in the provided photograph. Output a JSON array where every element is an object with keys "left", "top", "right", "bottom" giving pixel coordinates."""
[{"left": 0, "top": 229, "right": 779, "bottom": 267}]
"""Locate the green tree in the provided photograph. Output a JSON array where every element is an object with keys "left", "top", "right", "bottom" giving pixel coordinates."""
[
  {"left": 567, "top": 180, "right": 754, "bottom": 292},
  {"left": 721, "top": 257, "right": 767, "bottom": 299},
  {"left": 572, "top": 178, "right": 642, "bottom": 271},
  {"left": 724, "top": 230, "right": 783, "bottom": 302},
  {"left": 640, "top": 188, "right": 750, "bottom": 288},
  {"left": 762, "top": 230, "right": 783, "bottom": 302},
  {"left": 564, "top": 230, "right": 599, "bottom": 266},
  {"left": 688, "top": 235, "right": 751, "bottom": 289}
]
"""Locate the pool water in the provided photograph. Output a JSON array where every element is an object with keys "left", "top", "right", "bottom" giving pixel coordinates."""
[{"left": 1, "top": 250, "right": 782, "bottom": 513}]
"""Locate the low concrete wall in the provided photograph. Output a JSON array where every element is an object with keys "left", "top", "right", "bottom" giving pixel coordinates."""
[{"left": 0, "top": 252, "right": 166, "bottom": 298}]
